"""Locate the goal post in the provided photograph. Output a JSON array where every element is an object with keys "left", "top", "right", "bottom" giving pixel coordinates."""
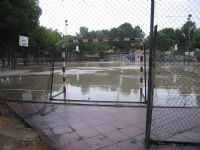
[{"left": 50, "top": 37, "right": 147, "bottom": 102}]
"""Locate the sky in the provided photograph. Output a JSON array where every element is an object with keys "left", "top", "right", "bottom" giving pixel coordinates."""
[{"left": 38, "top": 0, "right": 200, "bottom": 37}]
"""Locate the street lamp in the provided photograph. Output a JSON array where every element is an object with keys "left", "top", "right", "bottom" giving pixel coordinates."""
[
  {"left": 187, "top": 14, "right": 192, "bottom": 21},
  {"left": 181, "top": 14, "right": 195, "bottom": 65},
  {"left": 187, "top": 14, "right": 192, "bottom": 53},
  {"left": 65, "top": 20, "right": 68, "bottom": 39},
  {"left": 64, "top": 20, "right": 68, "bottom": 59},
  {"left": 187, "top": 15, "right": 195, "bottom": 64}
]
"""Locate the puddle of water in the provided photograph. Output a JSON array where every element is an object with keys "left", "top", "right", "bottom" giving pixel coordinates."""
[
  {"left": 52, "top": 84, "right": 142, "bottom": 102},
  {"left": 53, "top": 62, "right": 144, "bottom": 102},
  {"left": 52, "top": 61, "right": 144, "bottom": 102},
  {"left": 0, "top": 61, "right": 199, "bottom": 106},
  {"left": 52, "top": 61, "right": 200, "bottom": 106},
  {"left": 154, "top": 63, "right": 200, "bottom": 107}
]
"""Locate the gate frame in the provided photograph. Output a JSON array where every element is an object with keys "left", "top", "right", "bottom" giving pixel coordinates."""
[
  {"left": 145, "top": 0, "right": 200, "bottom": 147},
  {"left": 145, "top": 0, "right": 155, "bottom": 147}
]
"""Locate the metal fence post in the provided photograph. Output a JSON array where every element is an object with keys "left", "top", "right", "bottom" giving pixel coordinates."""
[
  {"left": 50, "top": 52, "right": 55, "bottom": 100},
  {"left": 145, "top": 0, "right": 155, "bottom": 147},
  {"left": 144, "top": 42, "right": 147, "bottom": 103}
]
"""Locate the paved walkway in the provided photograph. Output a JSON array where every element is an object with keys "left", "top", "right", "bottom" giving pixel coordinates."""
[{"left": 7, "top": 102, "right": 200, "bottom": 150}]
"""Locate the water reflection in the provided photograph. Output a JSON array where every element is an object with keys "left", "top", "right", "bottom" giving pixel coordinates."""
[
  {"left": 0, "top": 65, "right": 51, "bottom": 102},
  {"left": 1, "top": 61, "right": 198, "bottom": 106},
  {"left": 52, "top": 62, "right": 143, "bottom": 102},
  {"left": 154, "top": 62, "right": 200, "bottom": 107},
  {"left": 52, "top": 61, "right": 200, "bottom": 106}
]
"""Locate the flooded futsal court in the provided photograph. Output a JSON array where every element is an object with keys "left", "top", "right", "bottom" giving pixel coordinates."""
[
  {"left": 51, "top": 60, "right": 200, "bottom": 107},
  {"left": 0, "top": 60, "right": 199, "bottom": 107}
]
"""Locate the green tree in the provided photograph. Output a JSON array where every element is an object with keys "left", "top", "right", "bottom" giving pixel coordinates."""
[
  {"left": 72, "top": 23, "right": 145, "bottom": 55},
  {"left": 109, "top": 23, "right": 145, "bottom": 38},
  {"left": 192, "top": 28, "right": 200, "bottom": 48},
  {"left": 29, "top": 25, "right": 62, "bottom": 63},
  {"left": 156, "top": 28, "right": 176, "bottom": 51},
  {"left": 109, "top": 23, "right": 145, "bottom": 51},
  {"left": 181, "top": 21, "right": 196, "bottom": 51},
  {"left": 77, "top": 27, "right": 90, "bottom": 38},
  {"left": 96, "top": 30, "right": 109, "bottom": 38},
  {"left": 118, "top": 23, "right": 134, "bottom": 37},
  {"left": 174, "top": 29, "right": 186, "bottom": 53},
  {"left": 0, "top": 0, "right": 41, "bottom": 46},
  {"left": 0, "top": 0, "right": 41, "bottom": 66}
]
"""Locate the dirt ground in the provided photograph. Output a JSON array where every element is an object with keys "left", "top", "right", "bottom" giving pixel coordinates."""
[{"left": 0, "top": 104, "right": 50, "bottom": 150}]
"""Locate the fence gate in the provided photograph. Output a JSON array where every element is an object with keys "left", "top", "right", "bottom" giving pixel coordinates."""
[{"left": 146, "top": 0, "right": 200, "bottom": 146}]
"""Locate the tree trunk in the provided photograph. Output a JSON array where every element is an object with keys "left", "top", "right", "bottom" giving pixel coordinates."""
[
  {"left": 7, "top": 49, "right": 10, "bottom": 67},
  {"left": 23, "top": 50, "right": 27, "bottom": 65},
  {"left": 2, "top": 55, "right": 5, "bottom": 67},
  {"left": 11, "top": 49, "right": 16, "bottom": 69}
]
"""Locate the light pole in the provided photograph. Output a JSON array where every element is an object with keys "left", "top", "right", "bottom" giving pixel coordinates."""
[
  {"left": 64, "top": 20, "right": 68, "bottom": 60},
  {"left": 63, "top": 20, "right": 68, "bottom": 100},
  {"left": 187, "top": 14, "right": 195, "bottom": 65},
  {"left": 188, "top": 14, "right": 192, "bottom": 55},
  {"left": 65, "top": 20, "right": 68, "bottom": 57},
  {"left": 65, "top": 20, "right": 68, "bottom": 37},
  {"left": 182, "top": 33, "right": 186, "bottom": 65}
]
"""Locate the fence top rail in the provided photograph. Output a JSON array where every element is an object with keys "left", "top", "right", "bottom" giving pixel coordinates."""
[{"left": 56, "top": 37, "right": 144, "bottom": 45}]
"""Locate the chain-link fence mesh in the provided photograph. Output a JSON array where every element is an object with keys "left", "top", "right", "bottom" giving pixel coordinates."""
[
  {"left": 39, "top": 0, "right": 150, "bottom": 103},
  {"left": 150, "top": 0, "right": 200, "bottom": 143},
  {"left": 0, "top": 50, "right": 53, "bottom": 102},
  {"left": 1, "top": 0, "right": 200, "bottom": 145},
  {"left": 7, "top": 102, "right": 56, "bottom": 118},
  {"left": 0, "top": 0, "right": 151, "bottom": 119}
]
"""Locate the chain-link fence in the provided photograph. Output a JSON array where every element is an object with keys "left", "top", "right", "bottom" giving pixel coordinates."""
[
  {"left": 147, "top": 0, "right": 200, "bottom": 145},
  {"left": 0, "top": 50, "right": 53, "bottom": 102},
  {"left": 51, "top": 39, "right": 148, "bottom": 103},
  {"left": 151, "top": 53, "right": 200, "bottom": 142},
  {"left": 40, "top": 0, "right": 150, "bottom": 103},
  {"left": 1, "top": 0, "right": 200, "bottom": 147},
  {"left": 0, "top": 0, "right": 151, "bottom": 120}
]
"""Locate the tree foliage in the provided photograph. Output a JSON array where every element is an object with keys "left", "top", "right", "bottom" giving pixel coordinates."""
[
  {"left": 192, "top": 28, "right": 200, "bottom": 48},
  {"left": 0, "top": 0, "right": 63, "bottom": 67},
  {"left": 1, "top": 0, "right": 200, "bottom": 66},
  {"left": 0, "top": 0, "right": 42, "bottom": 47},
  {"left": 73, "top": 23, "right": 145, "bottom": 54},
  {"left": 29, "top": 25, "right": 61, "bottom": 51},
  {"left": 156, "top": 28, "right": 176, "bottom": 51},
  {"left": 153, "top": 20, "right": 198, "bottom": 53}
]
